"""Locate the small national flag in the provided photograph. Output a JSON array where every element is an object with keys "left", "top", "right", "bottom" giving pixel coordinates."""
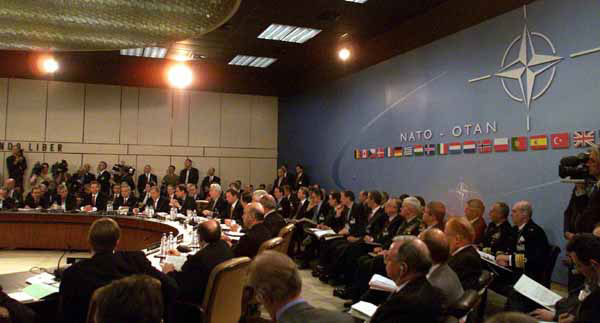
[
  {"left": 387, "top": 147, "right": 393, "bottom": 158},
  {"left": 478, "top": 139, "right": 492, "bottom": 153},
  {"left": 530, "top": 135, "right": 548, "bottom": 150},
  {"left": 424, "top": 144, "right": 436, "bottom": 156},
  {"left": 361, "top": 149, "right": 368, "bottom": 159},
  {"left": 354, "top": 149, "right": 361, "bottom": 160},
  {"left": 437, "top": 143, "right": 449, "bottom": 155},
  {"left": 573, "top": 130, "right": 595, "bottom": 148},
  {"left": 413, "top": 145, "right": 424, "bottom": 156},
  {"left": 369, "top": 148, "right": 377, "bottom": 159},
  {"left": 494, "top": 138, "right": 509, "bottom": 152},
  {"left": 449, "top": 142, "right": 462, "bottom": 154},
  {"left": 393, "top": 147, "right": 403, "bottom": 157},
  {"left": 550, "top": 133, "right": 570, "bottom": 149},
  {"left": 376, "top": 148, "right": 385, "bottom": 159},
  {"left": 404, "top": 146, "right": 414, "bottom": 157},
  {"left": 463, "top": 141, "right": 477, "bottom": 154},
  {"left": 511, "top": 136, "right": 528, "bottom": 151}
]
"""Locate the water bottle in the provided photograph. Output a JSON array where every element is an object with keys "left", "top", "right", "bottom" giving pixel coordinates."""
[
  {"left": 107, "top": 201, "right": 113, "bottom": 212},
  {"left": 160, "top": 233, "right": 167, "bottom": 257},
  {"left": 168, "top": 232, "right": 174, "bottom": 251},
  {"left": 148, "top": 205, "right": 154, "bottom": 218},
  {"left": 170, "top": 207, "right": 177, "bottom": 220}
]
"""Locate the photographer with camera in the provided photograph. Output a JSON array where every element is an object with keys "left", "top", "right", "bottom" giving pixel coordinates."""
[
  {"left": 6, "top": 146, "right": 27, "bottom": 190},
  {"left": 50, "top": 160, "right": 70, "bottom": 192},
  {"left": 578, "top": 144, "right": 600, "bottom": 234},
  {"left": 30, "top": 162, "right": 52, "bottom": 188},
  {"left": 112, "top": 162, "right": 135, "bottom": 193}
]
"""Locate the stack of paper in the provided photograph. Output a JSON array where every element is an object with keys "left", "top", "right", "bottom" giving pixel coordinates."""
[
  {"left": 369, "top": 274, "right": 397, "bottom": 292},
  {"left": 165, "top": 255, "right": 187, "bottom": 271},
  {"left": 309, "top": 229, "right": 336, "bottom": 238},
  {"left": 22, "top": 283, "right": 59, "bottom": 300},
  {"left": 513, "top": 274, "right": 562, "bottom": 311},
  {"left": 349, "top": 301, "right": 378, "bottom": 321}
]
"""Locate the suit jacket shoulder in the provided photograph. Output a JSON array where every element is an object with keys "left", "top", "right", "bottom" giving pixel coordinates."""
[
  {"left": 233, "top": 222, "right": 272, "bottom": 258},
  {"left": 447, "top": 245, "right": 482, "bottom": 291},
  {"left": 428, "top": 264, "right": 464, "bottom": 307},
  {"left": 278, "top": 301, "right": 355, "bottom": 323},
  {"left": 264, "top": 211, "right": 286, "bottom": 237}
]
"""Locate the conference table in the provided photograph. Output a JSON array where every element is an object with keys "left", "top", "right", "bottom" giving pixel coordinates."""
[{"left": 0, "top": 210, "right": 195, "bottom": 323}]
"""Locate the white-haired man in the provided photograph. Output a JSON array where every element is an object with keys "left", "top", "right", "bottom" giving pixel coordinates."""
[{"left": 202, "top": 183, "right": 228, "bottom": 218}]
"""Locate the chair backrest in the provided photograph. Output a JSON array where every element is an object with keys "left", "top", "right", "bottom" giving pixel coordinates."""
[
  {"left": 542, "top": 245, "right": 561, "bottom": 287},
  {"left": 278, "top": 224, "right": 295, "bottom": 254},
  {"left": 86, "top": 289, "right": 101, "bottom": 323},
  {"left": 477, "top": 270, "right": 495, "bottom": 295},
  {"left": 258, "top": 237, "right": 283, "bottom": 255},
  {"left": 447, "top": 289, "right": 480, "bottom": 319},
  {"left": 202, "top": 257, "right": 252, "bottom": 323}
]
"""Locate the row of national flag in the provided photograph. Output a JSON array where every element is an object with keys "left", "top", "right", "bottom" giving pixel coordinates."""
[{"left": 354, "top": 131, "right": 596, "bottom": 159}]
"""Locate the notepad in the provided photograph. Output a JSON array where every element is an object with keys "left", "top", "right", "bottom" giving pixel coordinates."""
[
  {"left": 23, "top": 283, "right": 59, "bottom": 300},
  {"left": 309, "top": 229, "right": 336, "bottom": 238},
  {"left": 349, "top": 301, "right": 378, "bottom": 321},
  {"left": 8, "top": 292, "right": 34, "bottom": 302},
  {"left": 369, "top": 274, "right": 398, "bottom": 292},
  {"left": 26, "top": 272, "right": 57, "bottom": 286},
  {"left": 165, "top": 255, "right": 187, "bottom": 271},
  {"left": 513, "top": 274, "right": 562, "bottom": 310}
]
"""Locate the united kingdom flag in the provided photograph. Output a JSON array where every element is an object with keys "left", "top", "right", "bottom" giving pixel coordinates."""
[{"left": 573, "top": 131, "right": 595, "bottom": 148}]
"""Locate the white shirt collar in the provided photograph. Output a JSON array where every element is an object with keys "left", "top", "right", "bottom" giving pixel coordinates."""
[
  {"left": 371, "top": 205, "right": 381, "bottom": 215},
  {"left": 395, "top": 281, "right": 410, "bottom": 293},
  {"left": 265, "top": 209, "right": 276, "bottom": 217},
  {"left": 518, "top": 222, "right": 527, "bottom": 231},
  {"left": 452, "top": 244, "right": 473, "bottom": 257},
  {"left": 426, "top": 264, "right": 442, "bottom": 279},
  {"left": 405, "top": 215, "right": 417, "bottom": 223}
]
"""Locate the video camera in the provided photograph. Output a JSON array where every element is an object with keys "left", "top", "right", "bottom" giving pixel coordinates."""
[
  {"left": 559, "top": 152, "right": 594, "bottom": 181},
  {"left": 51, "top": 160, "right": 68, "bottom": 177},
  {"left": 112, "top": 164, "right": 136, "bottom": 176},
  {"left": 32, "top": 162, "right": 43, "bottom": 176}
]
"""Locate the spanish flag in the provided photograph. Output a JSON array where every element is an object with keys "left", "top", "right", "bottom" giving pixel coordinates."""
[{"left": 530, "top": 135, "right": 548, "bottom": 150}]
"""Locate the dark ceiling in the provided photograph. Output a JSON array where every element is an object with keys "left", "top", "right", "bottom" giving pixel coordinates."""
[{"left": 0, "top": 0, "right": 536, "bottom": 97}]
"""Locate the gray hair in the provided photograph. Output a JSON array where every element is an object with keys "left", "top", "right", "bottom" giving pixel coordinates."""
[
  {"left": 259, "top": 194, "right": 277, "bottom": 211},
  {"left": 403, "top": 196, "right": 424, "bottom": 216},
  {"left": 252, "top": 189, "right": 268, "bottom": 201},
  {"left": 248, "top": 251, "right": 302, "bottom": 302},
  {"left": 515, "top": 200, "right": 533, "bottom": 218},
  {"left": 209, "top": 183, "right": 222, "bottom": 193}
]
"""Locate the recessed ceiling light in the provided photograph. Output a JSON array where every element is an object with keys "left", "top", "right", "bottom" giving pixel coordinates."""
[
  {"left": 258, "top": 24, "right": 321, "bottom": 43},
  {"left": 120, "top": 47, "right": 167, "bottom": 59},
  {"left": 345, "top": 0, "right": 368, "bottom": 3},
  {"left": 228, "top": 55, "right": 277, "bottom": 68}
]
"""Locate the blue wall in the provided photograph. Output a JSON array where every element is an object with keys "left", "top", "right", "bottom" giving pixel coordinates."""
[{"left": 278, "top": 0, "right": 600, "bottom": 283}]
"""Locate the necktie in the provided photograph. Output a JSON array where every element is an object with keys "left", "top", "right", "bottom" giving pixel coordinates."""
[
  {"left": 92, "top": 194, "right": 96, "bottom": 206},
  {"left": 124, "top": 198, "right": 127, "bottom": 204},
  {"left": 185, "top": 170, "right": 190, "bottom": 183},
  {"left": 155, "top": 200, "right": 158, "bottom": 209},
  {"left": 147, "top": 174, "right": 150, "bottom": 182}
]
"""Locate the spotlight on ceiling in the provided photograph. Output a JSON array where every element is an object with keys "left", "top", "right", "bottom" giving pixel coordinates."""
[
  {"left": 167, "top": 64, "right": 193, "bottom": 88},
  {"left": 42, "top": 57, "right": 59, "bottom": 73},
  {"left": 338, "top": 48, "right": 351, "bottom": 61}
]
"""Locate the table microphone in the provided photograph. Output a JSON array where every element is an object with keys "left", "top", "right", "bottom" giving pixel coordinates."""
[{"left": 54, "top": 245, "right": 71, "bottom": 281}]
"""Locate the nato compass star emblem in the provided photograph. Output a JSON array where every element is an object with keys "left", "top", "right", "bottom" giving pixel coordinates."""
[{"left": 469, "top": 6, "right": 600, "bottom": 131}]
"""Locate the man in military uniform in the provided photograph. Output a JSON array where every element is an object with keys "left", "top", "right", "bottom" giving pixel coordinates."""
[
  {"left": 496, "top": 200, "right": 550, "bottom": 312},
  {"left": 481, "top": 202, "right": 514, "bottom": 255}
]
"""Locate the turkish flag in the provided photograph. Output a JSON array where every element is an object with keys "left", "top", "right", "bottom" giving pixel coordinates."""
[{"left": 551, "top": 133, "right": 570, "bottom": 149}]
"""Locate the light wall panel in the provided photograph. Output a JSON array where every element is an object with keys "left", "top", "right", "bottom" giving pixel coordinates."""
[
  {"left": 0, "top": 78, "right": 8, "bottom": 140},
  {"left": 138, "top": 88, "right": 171, "bottom": 146},
  {"left": 84, "top": 84, "right": 121, "bottom": 144},
  {"left": 46, "top": 81, "right": 84, "bottom": 142},
  {"left": 221, "top": 94, "right": 251, "bottom": 148},
  {"left": 120, "top": 87, "right": 139, "bottom": 144},
  {"left": 189, "top": 91, "right": 221, "bottom": 146},
  {"left": 250, "top": 96, "right": 278, "bottom": 149},
  {"left": 172, "top": 90, "right": 189, "bottom": 146},
  {"left": 250, "top": 158, "right": 277, "bottom": 188},
  {"left": 220, "top": 158, "right": 250, "bottom": 189},
  {"left": 7, "top": 79, "right": 47, "bottom": 141}
]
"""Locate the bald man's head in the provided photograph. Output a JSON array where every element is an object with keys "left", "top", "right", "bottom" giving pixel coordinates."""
[
  {"left": 420, "top": 228, "right": 450, "bottom": 265},
  {"left": 198, "top": 220, "right": 221, "bottom": 243}
]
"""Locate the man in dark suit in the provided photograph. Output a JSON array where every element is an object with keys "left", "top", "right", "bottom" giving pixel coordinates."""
[
  {"left": 445, "top": 216, "right": 483, "bottom": 291},
  {"left": 260, "top": 194, "right": 286, "bottom": 238},
  {"left": 273, "top": 186, "right": 291, "bottom": 218},
  {"left": 481, "top": 201, "right": 514, "bottom": 255},
  {"left": 179, "top": 159, "right": 199, "bottom": 186},
  {"left": 96, "top": 162, "right": 112, "bottom": 196},
  {"left": 4, "top": 178, "right": 22, "bottom": 207},
  {"left": 292, "top": 187, "right": 310, "bottom": 219},
  {"left": 162, "top": 220, "right": 233, "bottom": 304},
  {"left": 54, "top": 184, "right": 77, "bottom": 211},
  {"left": 370, "top": 238, "right": 445, "bottom": 323},
  {"left": 247, "top": 250, "right": 354, "bottom": 323},
  {"left": 465, "top": 198, "right": 487, "bottom": 245},
  {"left": 23, "top": 186, "right": 48, "bottom": 209},
  {"left": 186, "top": 183, "right": 203, "bottom": 201},
  {"left": 137, "top": 165, "right": 158, "bottom": 196},
  {"left": 200, "top": 167, "right": 219, "bottom": 195},
  {"left": 6, "top": 146, "right": 26, "bottom": 190},
  {"left": 170, "top": 184, "right": 196, "bottom": 215},
  {"left": 58, "top": 218, "right": 178, "bottom": 323},
  {"left": 202, "top": 184, "right": 228, "bottom": 218},
  {"left": 224, "top": 203, "right": 271, "bottom": 259},
  {"left": 143, "top": 186, "right": 170, "bottom": 214},
  {"left": 272, "top": 167, "right": 290, "bottom": 193},
  {"left": 82, "top": 181, "right": 108, "bottom": 211},
  {"left": 293, "top": 164, "right": 309, "bottom": 190},
  {"left": 0, "top": 187, "right": 16, "bottom": 210},
  {"left": 224, "top": 188, "right": 244, "bottom": 223},
  {"left": 114, "top": 184, "right": 138, "bottom": 211}
]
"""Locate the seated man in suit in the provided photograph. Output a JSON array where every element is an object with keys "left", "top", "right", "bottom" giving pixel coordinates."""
[
  {"left": 422, "top": 201, "right": 446, "bottom": 233},
  {"left": 292, "top": 186, "right": 310, "bottom": 220},
  {"left": 186, "top": 183, "right": 203, "bottom": 201},
  {"left": 420, "top": 228, "right": 464, "bottom": 307},
  {"left": 169, "top": 184, "right": 196, "bottom": 215},
  {"left": 247, "top": 250, "right": 354, "bottom": 323},
  {"left": 93, "top": 275, "right": 163, "bottom": 323},
  {"left": 143, "top": 186, "right": 170, "bottom": 214},
  {"left": 162, "top": 220, "right": 234, "bottom": 304},
  {"left": 54, "top": 184, "right": 77, "bottom": 211},
  {"left": 0, "top": 187, "right": 16, "bottom": 210},
  {"left": 114, "top": 184, "right": 138, "bottom": 211},
  {"left": 273, "top": 186, "right": 291, "bottom": 218},
  {"left": 139, "top": 182, "right": 154, "bottom": 206},
  {"left": 58, "top": 218, "right": 178, "bottom": 323},
  {"left": 223, "top": 202, "right": 271, "bottom": 259},
  {"left": 202, "top": 184, "right": 228, "bottom": 218},
  {"left": 465, "top": 199, "right": 487, "bottom": 245},
  {"left": 370, "top": 237, "right": 445, "bottom": 323},
  {"left": 82, "top": 181, "right": 108, "bottom": 211},
  {"left": 5, "top": 178, "right": 22, "bottom": 207},
  {"left": 259, "top": 194, "right": 286, "bottom": 238},
  {"left": 224, "top": 188, "right": 244, "bottom": 223},
  {"left": 23, "top": 185, "right": 48, "bottom": 209},
  {"left": 445, "top": 216, "right": 483, "bottom": 291},
  {"left": 137, "top": 165, "right": 157, "bottom": 197},
  {"left": 164, "top": 184, "right": 176, "bottom": 202},
  {"left": 200, "top": 167, "right": 220, "bottom": 195},
  {"left": 109, "top": 183, "right": 121, "bottom": 203},
  {"left": 179, "top": 159, "right": 199, "bottom": 186}
]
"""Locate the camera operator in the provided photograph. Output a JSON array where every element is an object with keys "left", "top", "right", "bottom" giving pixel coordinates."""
[
  {"left": 30, "top": 162, "right": 51, "bottom": 188},
  {"left": 51, "top": 160, "right": 70, "bottom": 192},
  {"left": 6, "top": 146, "right": 27, "bottom": 190},
  {"left": 576, "top": 144, "right": 600, "bottom": 234}
]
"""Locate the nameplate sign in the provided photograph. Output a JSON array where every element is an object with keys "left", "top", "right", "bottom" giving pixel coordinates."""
[{"left": 0, "top": 142, "right": 63, "bottom": 153}]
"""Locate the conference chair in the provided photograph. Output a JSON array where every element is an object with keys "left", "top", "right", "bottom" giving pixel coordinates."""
[
  {"left": 446, "top": 289, "right": 480, "bottom": 320},
  {"left": 86, "top": 291, "right": 99, "bottom": 323},
  {"left": 277, "top": 224, "right": 295, "bottom": 254},
  {"left": 542, "top": 245, "right": 561, "bottom": 288},
  {"left": 257, "top": 237, "right": 283, "bottom": 255},
  {"left": 0, "top": 307, "right": 10, "bottom": 323}
]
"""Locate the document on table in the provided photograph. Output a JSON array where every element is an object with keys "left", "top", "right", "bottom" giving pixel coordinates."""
[
  {"left": 8, "top": 292, "right": 34, "bottom": 302},
  {"left": 349, "top": 301, "right": 378, "bottom": 321},
  {"left": 513, "top": 274, "right": 562, "bottom": 310},
  {"left": 26, "top": 272, "right": 57, "bottom": 286},
  {"left": 308, "top": 228, "right": 336, "bottom": 238},
  {"left": 22, "top": 283, "right": 59, "bottom": 300},
  {"left": 165, "top": 255, "right": 187, "bottom": 271},
  {"left": 369, "top": 274, "right": 397, "bottom": 292}
]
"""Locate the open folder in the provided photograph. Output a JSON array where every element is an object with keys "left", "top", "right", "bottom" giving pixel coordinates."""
[
  {"left": 369, "top": 274, "right": 398, "bottom": 293},
  {"left": 349, "top": 301, "right": 378, "bottom": 321},
  {"left": 513, "top": 274, "right": 562, "bottom": 311}
]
